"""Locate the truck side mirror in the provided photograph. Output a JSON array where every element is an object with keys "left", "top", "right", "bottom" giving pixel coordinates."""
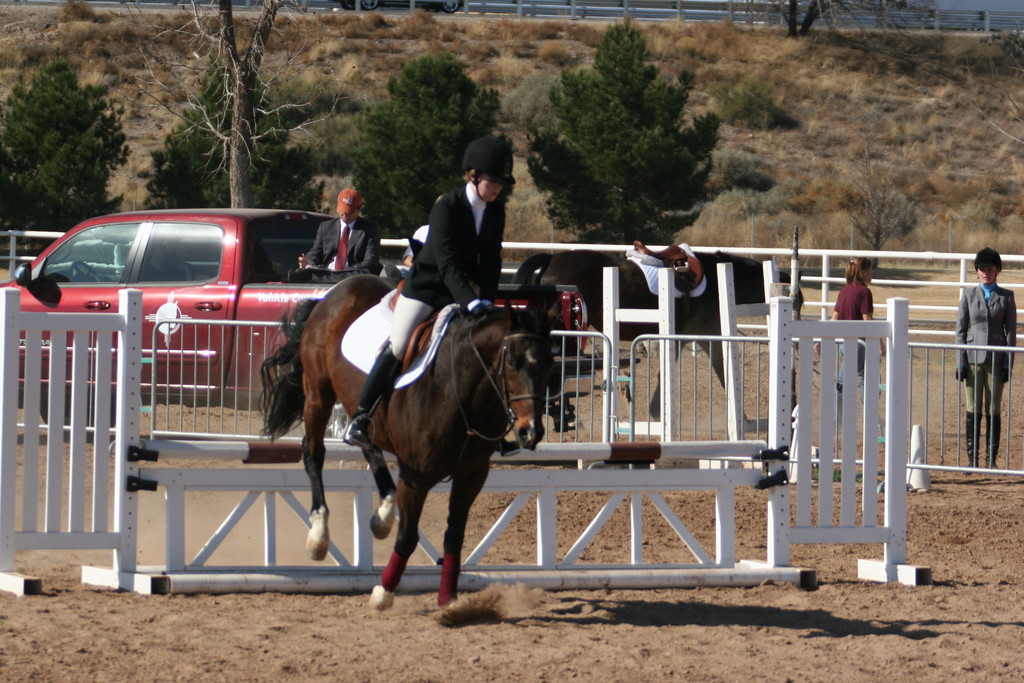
[{"left": 14, "top": 263, "right": 32, "bottom": 287}]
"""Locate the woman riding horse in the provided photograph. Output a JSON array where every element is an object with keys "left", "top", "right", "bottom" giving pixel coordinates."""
[{"left": 343, "top": 136, "right": 516, "bottom": 449}]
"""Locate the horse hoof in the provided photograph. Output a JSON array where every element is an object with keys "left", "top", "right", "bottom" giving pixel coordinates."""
[
  {"left": 370, "top": 585, "right": 394, "bottom": 610},
  {"left": 369, "top": 515, "right": 392, "bottom": 540},
  {"left": 306, "top": 509, "right": 330, "bottom": 560},
  {"left": 305, "top": 536, "right": 328, "bottom": 561},
  {"left": 369, "top": 494, "right": 396, "bottom": 540}
]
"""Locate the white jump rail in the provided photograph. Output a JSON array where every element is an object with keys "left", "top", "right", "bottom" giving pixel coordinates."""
[{"left": 98, "top": 440, "right": 802, "bottom": 594}]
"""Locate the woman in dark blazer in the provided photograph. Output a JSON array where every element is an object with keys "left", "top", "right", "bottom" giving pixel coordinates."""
[
  {"left": 343, "top": 137, "right": 515, "bottom": 449},
  {"left": 955, "top": 247, "right": 1017, "bottom": 467}
]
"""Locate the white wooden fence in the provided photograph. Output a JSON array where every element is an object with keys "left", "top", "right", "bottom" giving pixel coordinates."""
[{"left": 0, "top": 281, "right": 931, "bottom": 596}]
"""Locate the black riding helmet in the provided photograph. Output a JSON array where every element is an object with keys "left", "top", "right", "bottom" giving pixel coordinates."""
[
  {"left": 463, "top": 136, "right": 515, "bottom": 185},
  {"left": 975, "top": 247, "right": 1002, "bottom": 270}
]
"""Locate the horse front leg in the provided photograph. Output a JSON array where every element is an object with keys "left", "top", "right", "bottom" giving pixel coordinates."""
[
  {"left": 371, "top": 477, "right": 428, "bottom": 611},
  {"left": 301, "top": 434, "right": 330, "bottom": 561},
  {"left": 363, "top": 445, "right": 397, "bottom": 539},
  {"left": 438, "top": 461, "right": 490, "bottom": 607}
]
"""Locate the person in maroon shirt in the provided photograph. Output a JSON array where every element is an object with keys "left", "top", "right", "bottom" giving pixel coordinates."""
[{"left": 831, "top": 256, "right": 884, "bottom": 393}]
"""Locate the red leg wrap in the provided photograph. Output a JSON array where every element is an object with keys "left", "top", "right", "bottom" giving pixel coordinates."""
[
  {"left": 438, "top": 552, "right": 460, "bottom": 607},
  {"left": 380, "top": 550, "right": 408, "bottom": 593}
]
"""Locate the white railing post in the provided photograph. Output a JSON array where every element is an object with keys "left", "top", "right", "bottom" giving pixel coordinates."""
[
  {"left": 0, "top": 290, "right": 22, "bottom": 577},
  {"left": 883, "top": 297, "right": 910, "bottom": 566},
  {"left": 602, "top": 267, "right": 621, "bottom": 436},
  {"left": 112, "top": 290, "right": 143, "bottom": 578},
  {"left": 766, "top": 296, "right": 793, "bottom": 567},
  {"left": 656, "top": 268, "right": 676, "bottom": 441},
  {"left": 718, "top": 263, "right": 743, "bottom": 441}
]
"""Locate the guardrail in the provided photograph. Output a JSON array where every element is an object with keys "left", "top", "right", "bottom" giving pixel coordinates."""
[
  {"left": 332, "top": 0, "right": 1024, "bottom": 32},
  {"left": 8, "top": 0, "right": 1024, "bottom": 33}
]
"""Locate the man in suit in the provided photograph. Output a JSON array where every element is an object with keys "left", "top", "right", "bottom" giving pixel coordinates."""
[
  {"left": 298, "top": 188, "right": 381, "bottom": 275},
  {"left": 955, "top": 247, "right": 1016, "bottom": 467}
]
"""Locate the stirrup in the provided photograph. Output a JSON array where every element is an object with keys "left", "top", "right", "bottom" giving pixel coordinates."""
[{"left": 343, "top": 415, "right": 372, "bottom": 449}]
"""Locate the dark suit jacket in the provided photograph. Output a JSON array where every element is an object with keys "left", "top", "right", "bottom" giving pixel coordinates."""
[
  {"left": 305, "top": 216, "right": 381, "bottom": 274},
  {"left": 403, "top": 186, "right": 504, "bottom": 309},
  {"left": 956, "top": 284, "right": 1017, "bottom": 368}
]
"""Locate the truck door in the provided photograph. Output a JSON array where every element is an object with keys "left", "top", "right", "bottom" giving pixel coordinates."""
[{"left": 132, "top": 221, "right": 231, "bottom": 399}]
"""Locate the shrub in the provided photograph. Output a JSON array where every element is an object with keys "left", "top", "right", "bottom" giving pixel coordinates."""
[
  {"left": 59, "top": 0, "right": 98, "bottom": 23},
  {"left": 501, "top": 72, "right": 559, "bottom": 132},
  {"left": 954, "top": 198, "right": 1000, "bottom": 232},
  {"left": 708, "top": 76, "right": 795, "bottom": 130},
  {"left": 537, "top": 40, "right": 574, "bottom": 67},
  {"left": 708, "top": 148, "right": 774, "bottom": 194}
]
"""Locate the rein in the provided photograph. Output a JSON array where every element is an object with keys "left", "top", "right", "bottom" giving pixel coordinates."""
[{"left": 450, "top": 320, "right": 546, "bottom": 446}]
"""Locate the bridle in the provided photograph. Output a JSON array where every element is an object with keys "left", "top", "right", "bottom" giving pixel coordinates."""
[{"left": 451, "top": 321, "right": 548, "bottom": 445}]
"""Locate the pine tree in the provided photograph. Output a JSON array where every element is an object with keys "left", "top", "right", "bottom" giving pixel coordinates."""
[
  {"left": 0, "top": 57, "right": 128, "bottom": 231},
  {"left": 146, "top": 61, "right": 323, "bottom": 210},
  {"left": 528, "top": 22, "right": 719, "bottom": 245},
  {"left": 352, "top": 53, "right": 499, "bottom": 236}
]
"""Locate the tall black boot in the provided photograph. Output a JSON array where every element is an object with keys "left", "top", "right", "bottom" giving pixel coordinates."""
[
  {"left": 343, "top": 345, "right": 401, "bottom": 449},
  {"left": 987, "top": 415, "right": 1002, "bottom": 468},
  {"left": 965, "top": 412, "right": 978, "bottom": 468}
]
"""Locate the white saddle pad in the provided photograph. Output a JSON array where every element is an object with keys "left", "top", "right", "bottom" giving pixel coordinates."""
[{"left": 340, "top": 290, "right": 459, "bottom": 389}]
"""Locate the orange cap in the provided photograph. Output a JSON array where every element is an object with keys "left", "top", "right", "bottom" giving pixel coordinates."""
[{"left": 338, "top": 188, "right": 363, "bottom": 209}]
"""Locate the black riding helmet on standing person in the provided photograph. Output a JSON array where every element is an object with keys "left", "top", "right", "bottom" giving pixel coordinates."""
[
  {"left": 343, "top": 136, "right": 515, "bottom": 450},
  {"left": 955, "top": 246, "right": 1016, "bottom": 468}
]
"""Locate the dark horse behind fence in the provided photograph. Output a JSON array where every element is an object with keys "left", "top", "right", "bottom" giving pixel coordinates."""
[
  {"left": 514, "top": 247, "right": 798, "bottom": 422},
  {"left": 260, "top": 275, "right": 556, "bottom": 609}
]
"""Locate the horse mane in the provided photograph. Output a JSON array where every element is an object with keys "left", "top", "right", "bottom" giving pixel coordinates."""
[{"left": 456, "top": 303, "right": 553, "bottom": 351}]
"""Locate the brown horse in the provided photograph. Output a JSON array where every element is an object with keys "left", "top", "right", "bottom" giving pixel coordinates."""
[
  {"left": 260, "top": 275, "right": 555, "bottom": 609},
  {"left": 514, "top": 248, "right": 796, "bottom": 419}
]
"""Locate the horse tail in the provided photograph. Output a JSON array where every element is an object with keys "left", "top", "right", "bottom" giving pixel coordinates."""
[
  {"left": 512, "top": 253, "right": 553, "bottom": 285},
  {"left": 260, "top": 298, "right": 320, "bottom": 439}
]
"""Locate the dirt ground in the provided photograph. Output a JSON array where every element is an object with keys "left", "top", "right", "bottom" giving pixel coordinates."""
[{"left": 1, "top": 470, "right": 1022, "bottom": 682}]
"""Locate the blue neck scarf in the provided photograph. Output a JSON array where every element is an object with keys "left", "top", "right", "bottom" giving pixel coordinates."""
[{"left": 981, "top": 281, "right": 997, "bottom": 302}]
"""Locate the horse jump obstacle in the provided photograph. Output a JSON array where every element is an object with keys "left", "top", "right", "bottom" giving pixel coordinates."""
[{"left": 0, "top": 287, "right": 930, "bottom": 596}]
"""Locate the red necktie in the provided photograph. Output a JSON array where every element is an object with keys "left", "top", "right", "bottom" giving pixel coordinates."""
[{"left": 337, "top": 223, "right": 349, "bottom": 269}]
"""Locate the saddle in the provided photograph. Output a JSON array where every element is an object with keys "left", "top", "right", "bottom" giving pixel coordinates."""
[{"left": 632, "top": 240, "right": 704, "bottom": 291}]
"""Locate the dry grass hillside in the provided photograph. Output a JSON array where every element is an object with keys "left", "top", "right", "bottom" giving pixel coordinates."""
[{"left": 2, "top": 1, "right": 1023, "bottom": 254}]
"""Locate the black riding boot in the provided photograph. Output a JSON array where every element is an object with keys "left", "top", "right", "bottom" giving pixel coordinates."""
[
  {"left": 343, "top": 345, "right": 401, "bottom": 449},
  {"left": 987, "top": 415, "right": 1002, "bottom": 468},
  {"left": 965, "top": 412, "right": 978, "bottom": 468}
]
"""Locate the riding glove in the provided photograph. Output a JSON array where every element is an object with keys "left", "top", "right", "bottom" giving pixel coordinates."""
[
  {"left": 955, "top": 367, "right": 968, "bottom": 382},
  {"left": 1001, "top": 367, "right": 1010, "bottom": 383}
]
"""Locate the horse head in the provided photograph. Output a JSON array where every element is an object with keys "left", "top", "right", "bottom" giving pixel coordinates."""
[{"left": 480, "top": 304, "right": 557, "bottom": 450}]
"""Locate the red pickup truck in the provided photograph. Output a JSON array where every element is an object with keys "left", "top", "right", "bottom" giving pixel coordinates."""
[
  {"left": 5, "top": 208, "right": 585, "bottom": 416},
  {"left": 6, "top": 209, "right": 337, "bottom": 407}
]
